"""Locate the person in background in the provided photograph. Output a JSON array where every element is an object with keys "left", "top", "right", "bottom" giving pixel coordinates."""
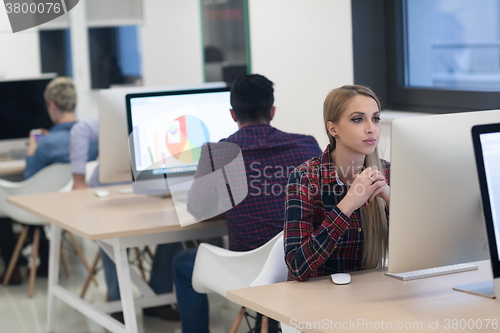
[
  {"left": 70, "top": 117, "right": 99, "bottom": 189},
  {"left": 69, "top": 118, "right": 183, "bottom": 322},
  {"left": 24, "top": 77, "right": 88, "bottom": 177},
  {"left": 284, "top": 85, "right": 390, "bottom": 282},
  {"left": 0, "top": 77, "right": 97, "bottom": 284},
  {"left": 173, "top": 74, "right": 322, "bottom": 333}
]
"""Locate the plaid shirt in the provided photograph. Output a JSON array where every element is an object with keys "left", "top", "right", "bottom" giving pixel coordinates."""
[
  {"left": 284, "top": 146, "right": 390, "bottom": 281},
  {"left": 188, "top": 124, "right": 322, "bottom": 251}
]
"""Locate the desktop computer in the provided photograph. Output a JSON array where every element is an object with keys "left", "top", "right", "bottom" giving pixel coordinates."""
[
  {"left": 387, "top": 110, "right": 500, "bottom": 278},
  {"left": 98, "top": 82, "right": 227, "bottom": 184},
  {"left": 0, "top": 74, "right": 56, "bottom": 157},
  {"left": 469, "top": 122, "right": 500, "bottom": 299},
  {"left": 125, "top": 87, "right": 239, "bottom": 197}
]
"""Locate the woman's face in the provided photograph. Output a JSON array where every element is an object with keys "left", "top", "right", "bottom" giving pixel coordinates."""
[{"left": 328, "top": 95, "right": 381, "bottom": 156}]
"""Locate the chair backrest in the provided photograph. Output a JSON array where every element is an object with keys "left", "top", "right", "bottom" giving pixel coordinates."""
[
  {"left": 250, "top": 231, "right": 287, "bottom": 287},
  {"left": 249, "top": 232, "right": 302, "bottom": 333},
  {"left": 192, "top": 230, "right": 284, "bottom": 297},
  {"left": 193, "top": 231, "right": 302, "bottom": 333},
  {"left": 0, "top": 163, "right": 72, "bottom": 224}
]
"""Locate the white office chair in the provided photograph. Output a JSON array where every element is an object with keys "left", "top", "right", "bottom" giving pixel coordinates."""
[
  {"left": 249, "top": 235, "right": 301, "bottom": 333},
  {"left": 0, "top": 163, "right": 72, "bottom": 297},
  {"left": 249, "top": 234, "right": 288, "bottom": 288},
  {"left": 192, "top": 231, "right": 301, "bottom": 333}
]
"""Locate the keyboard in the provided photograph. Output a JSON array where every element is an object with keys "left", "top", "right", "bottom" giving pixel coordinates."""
[
  {"left": 0, "top": 159, "right": 26, "bottom": 169},
  {"left": 385, "top": 263, "right": 478, "bottom": 281}
]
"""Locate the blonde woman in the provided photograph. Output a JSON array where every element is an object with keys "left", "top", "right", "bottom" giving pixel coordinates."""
[{"left": 284, "top": 85, "right": 390, "bottom": 281}]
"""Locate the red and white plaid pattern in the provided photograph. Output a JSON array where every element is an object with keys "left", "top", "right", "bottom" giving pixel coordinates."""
[{"left": 284, "top": 146, "right": 390, "bottom": 281}]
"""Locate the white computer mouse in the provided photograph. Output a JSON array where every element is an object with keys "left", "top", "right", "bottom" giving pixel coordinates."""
[
  {"left": 94, "top": 190, "right": 110, "bottom": 198},
  {"left": 331, "top": 273, "right": 351, "bottom": 285}
]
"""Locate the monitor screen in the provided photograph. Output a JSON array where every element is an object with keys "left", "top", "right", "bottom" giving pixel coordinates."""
[
  {"left": 98, "top": 82, "right": 226, "bottom": 184},
  {"left": 472, "top": 124, "right": 500, "bottom": 282},
  {"left": 0, "top": 76, "right": 54, "bottom": 141},
  {"left": 479, "top": 131, "right": 500, "bottom": 264},
  {"left": 387, "top": 110, "right": 499, "bottom": 274},
  {"left": 126, "top": 87, "right": 238, "bottom": 194}
]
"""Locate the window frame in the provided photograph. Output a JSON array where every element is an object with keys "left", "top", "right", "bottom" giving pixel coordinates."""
[{"left": 353, "top": 0, "right": 500, "bottom": 114}]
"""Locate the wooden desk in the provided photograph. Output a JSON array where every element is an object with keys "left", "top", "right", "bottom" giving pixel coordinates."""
[
  {"left": 7, "top": 185, "right": 227, "bottom": 333},
  {"left": 0, "top": 159, "right": 25, "bottom": 176},
  {"left": 228, "top": 261, "right": 500, "bottom": 332}
]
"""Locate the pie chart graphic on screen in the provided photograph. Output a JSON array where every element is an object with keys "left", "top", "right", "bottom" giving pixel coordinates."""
[{"left": 166, "top": 115, "right": 210, "bottom": 163}]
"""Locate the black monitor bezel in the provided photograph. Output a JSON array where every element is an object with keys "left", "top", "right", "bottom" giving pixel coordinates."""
[
  {"left": 0, "top": 76, "right": 55, "bottom": 141},
  {"left": 125, "top": 86, "right": 231, "bottom": 182},
  {"left": 472, "top": 123, "right": 500, "bottom": 279}
]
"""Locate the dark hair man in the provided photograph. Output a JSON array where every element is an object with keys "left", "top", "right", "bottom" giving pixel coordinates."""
[{"left": 173, "top": 74, "right": 322, "bottom": 333}]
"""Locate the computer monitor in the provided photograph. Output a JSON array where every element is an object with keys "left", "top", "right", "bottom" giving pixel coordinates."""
[
  {"left": 387, "top": 110, "right": 500, "bottom": 274},
  {"left": 98, "top": 82, "right": 226, "bottom": 184},
  {"left": 0, "top": 74, "right": 55, "bottom": 156},
  {"left": 125, "top": 87, "right": 238, "bottom": 196},
  {"left": 470, "top": 122, "right": 500, "bottom": 298}
]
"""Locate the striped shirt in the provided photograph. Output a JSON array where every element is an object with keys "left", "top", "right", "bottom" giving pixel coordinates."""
[
  {"left": 284, "top": 146, "right": 390, "bottom": 281},
  {"left": 188, "top": 123, "right": 321, "bottom": 251}
]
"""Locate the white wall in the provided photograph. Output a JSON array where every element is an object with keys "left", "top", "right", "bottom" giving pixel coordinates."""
[
  {"left": 68, "top": 0, "right": 95, "bottom": 121},
  {"left": 0, "top": 0, "right": 353, "bottom": 144},
  {"left": 83, "top": 0, "right": 206, "bottom": 119},
  {"left": 248, "top": 0, "right": 354, "bottom": 149},
  {"left": 141, "top": 0, "right": 204, "bottom": 86},
  {"left": 0, "top": 7, "right": 40, "bottom": 79},
  {"left": 0, "top": 32, "right": 40, "bottom": 79}
]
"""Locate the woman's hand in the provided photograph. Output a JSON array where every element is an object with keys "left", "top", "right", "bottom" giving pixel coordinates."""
[
  {"left": 337, "top": 167, "right": 388, "bottom": 216},
  {"left": 366, "top": 169, "right": 390, "bottom": 207}
]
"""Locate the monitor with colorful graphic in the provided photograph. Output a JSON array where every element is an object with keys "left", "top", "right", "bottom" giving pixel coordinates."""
[{"left": 125, "top": 87, "right": 238, "bottom": 195}]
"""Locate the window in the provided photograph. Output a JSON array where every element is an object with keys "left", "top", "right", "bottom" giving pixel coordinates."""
[
  {"left": 405, "top": 0, "right": 500, "bottom": 91},
  {"left": 88, "top": 26, "right": 142, "bottom": 89},
  {"left": 39, "top": 0, "right": 143, "bottom": 89},
  {"left": 39, "top": 29, "right": 72, "bottom": 77},
  {"left": 40, "top": 26, "right": 142, "bottom": 89},
  {"left": 201, "top": 0, "right": 250, "bottom": 85},
  {"left": 352, "top": 0, "right": 500, "bottom": 113}
]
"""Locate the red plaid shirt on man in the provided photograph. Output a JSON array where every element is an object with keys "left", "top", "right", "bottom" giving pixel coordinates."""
[{"left": 188, "top": 124, "right": 322, "bottom": 251}]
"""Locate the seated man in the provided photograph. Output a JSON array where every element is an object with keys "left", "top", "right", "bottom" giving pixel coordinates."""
[
  {"left": 0, "top": 77, "right": 96, "bottom": 283},
  {"left": 173, "top": 74, "right": 322, "bottom": 333},
  {"left": 24, "top": 77, "right": 92, "bottom": 178},
  {"left": 69, "top": 118, "right": 183, "bottom": 322}
]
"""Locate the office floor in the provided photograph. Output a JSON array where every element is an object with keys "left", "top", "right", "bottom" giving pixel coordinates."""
[{"left": 0, "top": 238, "right": 254, "bottom": 333}]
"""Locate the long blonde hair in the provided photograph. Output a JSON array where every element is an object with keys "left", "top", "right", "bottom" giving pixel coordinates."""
[{"left": 323, "top": 85, "right": 388, "bottom": 269}]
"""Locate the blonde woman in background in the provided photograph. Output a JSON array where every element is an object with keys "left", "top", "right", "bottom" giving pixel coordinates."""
[{"left": 284, "top": 85, "right": 390, "bottom": 281}]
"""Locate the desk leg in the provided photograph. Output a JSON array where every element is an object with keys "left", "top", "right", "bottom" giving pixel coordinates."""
[
  {"left": 114, "top": 239, "right": 138, "bottom": 333},
  {"left": 98, "top": 240, "right": 156, "bottom": 298},
  {"left": 46, "top": 225, "right": 62, "bottom": 333}
]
